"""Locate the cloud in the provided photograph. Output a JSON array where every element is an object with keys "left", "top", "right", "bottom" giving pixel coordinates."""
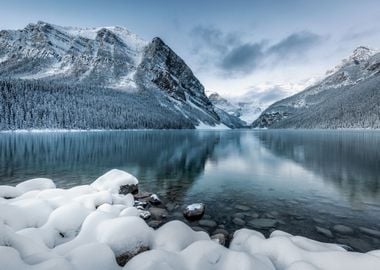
[
  {"left": 191, "top": 25, "right": 323, "bottom": 76},
  {"left": 243, "top": 86, "right": 289, "bottom": 105},
  {"left": 341, "top": 27, "right": 380, "bottom": 42},
  {"left": 220, "top": 43, "right": 264, "bottom": 73},
  {"left": 267, "top": 31, "right": 322, "bottom": 58}
]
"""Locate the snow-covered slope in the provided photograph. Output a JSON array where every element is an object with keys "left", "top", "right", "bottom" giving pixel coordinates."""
[
  {"left": 0, "top": 21, "right": 243, "bottom": 129},
  {"left": 252, "top": 46, "right": 380, "bottom": 128},
  {"left": 209, "top": 92, "right": 262, "bottom": 124}
]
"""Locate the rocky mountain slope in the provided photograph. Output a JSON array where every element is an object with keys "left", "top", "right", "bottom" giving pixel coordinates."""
[
  {"left": 0, "top": 21, "right": 242, "bottom": 129},
  {"left": 252, "top": 46, "right": 380, "bottom": 128}
]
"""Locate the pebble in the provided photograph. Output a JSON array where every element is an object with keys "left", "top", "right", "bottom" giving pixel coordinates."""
[
  {"left": 315, "top": 226, "right": 333, "bottom": 238},
  {"left": 233, "top": 213, "right": 245, "bottom": 219},
  {"left": 139, "top": 210, "right": 151, "bottom": 220},
  {"left": 213, "top": 228, "right": 229, "bottom": 237},
  {"left": 149, "top": 207, "right": 168, "bottom": 219},
  {"left": 232, "top": 217, "right": 246, "bottom": 226},
  {"left": 248, "top": 218, "right": 278, "bottom": 229},
  {"left": 199, "top": 219, "right": 217, "bottom": 228},
  {"left": 359, "top": 227, "right": 380, "bottom": 238},
  {"left": 191, "top": 226, "right": 208, "bottom": 233},
  {"left": 149, "top": 194, "right": 162, "bottom": 205},
  {"left": 235, "top": 205, "right": 250, "bottom": 211},
  {"left": 333, "top": 224, "right": 354, "bottom": 235}
]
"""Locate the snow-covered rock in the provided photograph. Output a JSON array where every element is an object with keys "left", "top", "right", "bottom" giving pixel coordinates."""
[
  {"left": 1, "top": 170, "right": 380, "bottom": 270},
  {"left": 91, "top": 169, "right": 139, "bottom": 195}
]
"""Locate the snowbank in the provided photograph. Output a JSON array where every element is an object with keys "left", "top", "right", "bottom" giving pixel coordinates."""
[{"left": 1, "top": 170, "right": 380, "bottom": 270}]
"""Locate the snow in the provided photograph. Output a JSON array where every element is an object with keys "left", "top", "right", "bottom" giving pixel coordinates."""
[
  {"left": 1, "top": 169, "right": 380, "bottom": 270},
  {"left": 91, "top": 169, "right": 138, "bottom": 194},
  {"left": 196, "top": 122, "right": 229, "bottom": 130}
]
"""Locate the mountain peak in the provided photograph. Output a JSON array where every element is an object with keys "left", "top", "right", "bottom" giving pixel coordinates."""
[{"left": 349, "top": 46, "right": 377, "bottom": 63}]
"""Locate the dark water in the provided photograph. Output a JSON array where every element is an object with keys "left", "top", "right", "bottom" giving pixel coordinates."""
[{"left": 1, "top": 130, "right": 380, "bottom": 251}]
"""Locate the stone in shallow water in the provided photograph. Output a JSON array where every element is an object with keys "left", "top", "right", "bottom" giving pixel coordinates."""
[
  {"left": 232, "top": 217, "right": 246, "bottom": 226},
  {"left": 248, "top": 218, "right": 278, "bottom": 229},
  {"left": 183, "top": 203, "right": 205, "bottom": 220},
  {"left": 191, "top": 226, "right": 208, "bottom": 233},
  {"left": 333, "top": 224, "right": 354, "bottom": 235},
  {"left": 213, "top": 228, "right": 229, "bottom": 238},
  {"left": 233, "top": 213, "right": 246, "bottom": 219},
  {"left": 315, "top": 226, "right": 334, "bottom": 238},
  {"left": 149, "top": 207, "right": 168, "bottom": 219},
  {"left": 149, "top": 194, "right": 162, "bottom": 205},
  {"left": 245, "top": 212, "right": 260, "bottom": 218},
  {"left": 337, "top": 237, "right": 372, "bottom": 252},
  {"left": 147, "top": 220, "right": 163, "bottom": 229},
  {"left": 235, "top": 205, "right": 250, "bottom": 211},
  {"left": 139, "top": 210, "right": 151, "bottom": 220},
  {"left": 199, "top": 219, "right": 217, "bottom": 228},
  {"left": 134, "top": 191, "right": 151, "bottom": 200},
  {"left": 359, "top": 227, "right": 380, "bottom": 238}
]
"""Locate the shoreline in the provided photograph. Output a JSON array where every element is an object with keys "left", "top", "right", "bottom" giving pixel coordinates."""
[{"left": 1, "top": 169, "right": 380, "bottom": 270}]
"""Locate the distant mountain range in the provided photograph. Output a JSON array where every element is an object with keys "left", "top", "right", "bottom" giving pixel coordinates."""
[
  {"left": 208, "top": 92, "right": 262, "bottom": 125},
  {"left": 253, "top": 46, "right": 380, "bottom": 129},
  {"left": 0, "top": 21, "right": 243, "bottom": 130}
]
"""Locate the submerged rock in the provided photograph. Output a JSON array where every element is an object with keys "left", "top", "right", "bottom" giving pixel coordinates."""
[
  {"left": 316, "top": 226, "right": 334, "bottom": 238},
  {"left": 359, "top": 227, "right": 380, "bottom": 238},
  {"left": 139, "top": 211, "right": 151, "bottom": 220},
  {"left": 149, "top": 207, "right": 168, "bottom": 219},
  {"left": 248, "top": 218, "right": 278, "bottom": 229},
  {"left": 235, "top": 205, "right": 250, "bottom": 211},
  {"left": 199, "top": 219, "right": 217, "bottom": 228},
  {"left": 333, "top": 224, "right": 354, "bottom": 235},
  {"left": 232, "top": 217, "right": 246, "bottom": 226},
  {"left": 183, "top": 203, "right": 205, "bottom": 220}
]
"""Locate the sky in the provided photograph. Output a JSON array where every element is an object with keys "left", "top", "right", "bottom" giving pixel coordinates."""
[{"left": 1, "top": 0, "right": 380, "bottom": 103}]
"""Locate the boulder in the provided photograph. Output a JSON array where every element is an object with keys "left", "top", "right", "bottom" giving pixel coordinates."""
[{"left": 183, "top": 203, "right": 205, "bottom": 220}]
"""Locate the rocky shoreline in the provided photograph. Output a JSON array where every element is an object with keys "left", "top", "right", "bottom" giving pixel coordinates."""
[{"left": 1, "top": 169, "right": 380, "bottom": 270}]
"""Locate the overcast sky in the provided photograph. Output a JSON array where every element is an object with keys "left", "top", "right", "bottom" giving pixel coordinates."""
[{"left": 1, "top": 0, "right": 380, "bottom": 102}]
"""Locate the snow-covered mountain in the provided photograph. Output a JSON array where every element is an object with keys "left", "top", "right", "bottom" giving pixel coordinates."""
[
  {"left": 252, "top": 46, "right": 380, "bottom": 129},
  {"left": 0, "top": 21, "right": 243, "bottom": 129},
  {"left": 208, "top": 92, "right": 262, "bottom": 124}
]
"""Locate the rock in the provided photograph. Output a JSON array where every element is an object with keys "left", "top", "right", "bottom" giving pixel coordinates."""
[
  {"left": 119, "top": 184, "right": 138, "bottom": 195},
  {"left": 248, "top": 218, "right": 278, "bottom": 229},
  {"left": 147, "top": 220, "right": 163, "bottom": 229},
  {"left": 315, "top": 226, "right": 333, "bottom": 238},
  {"left": 134, "top": 191, "right": 152, "bottom": 200},
  {"left": 213, "top": 228, "right": 229, "bottom": 238},
  {"left": 165, "top": 202, "right": 178, "bottom": 211},
  {"left": 134, "top": 200, "right": 148, "bottom": 208},
  {"left": 149, "top": 194, "right": 162, "bottom": 205},
  {"left": 233, "top": 213, "right": 245, "bottom": 219},
  {"left": 139, "top": 211, "right": 151, "bottom": 220},
  {"left": 337, "top": 237, "right": 372, "bottom": 252},
  {"left": 359, "top": 227, "right": 380, "bottom": 238},
  {"left": 116, "top": 246, "right": 149, "bottom": 266},
  {"left": 149, "top": 207, "right": 168, "bottom": 219},
  {"left": 312, "top": 218, "right": 325, "bottom": 224},
  {"left": 333, "top": 224, "right": 354, "bottom": 235},
  {"left": 211, "top": 233, "right": 226, "bottom": 246},
  {"left": 232, "top": 217, "right": 246, "bottom": 226},
  {"left": 244, "top": 212, "right": 259, "bottom": 218},
  {"left": 183, "top": 203, "right": 205, "bottom": 220},
  {"left": 199, "top": 219, "right": 217, "bottom": 228},
  {"left": 191, "top": 226, "right": 208, "bottom": 233},
  {"left": 235, "top": 205, "right": 250, "bottom": 211}
]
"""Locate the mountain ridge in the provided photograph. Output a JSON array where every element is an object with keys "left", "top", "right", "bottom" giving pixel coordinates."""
[
  {"left": 0, "top": 21, "right": 243, "bottom": 129},
  {"left": 252, "top": 46, "right": 380, "bottom": 129}
]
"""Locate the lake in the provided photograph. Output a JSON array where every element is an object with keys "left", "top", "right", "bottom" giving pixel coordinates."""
[{"left": 1, "top": 129, "right": 380, "bottom": 251}]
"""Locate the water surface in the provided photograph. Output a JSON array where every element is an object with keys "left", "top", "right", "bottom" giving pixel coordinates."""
[{"left": 1, "top": 130, "right": 380, "bottom": 251}]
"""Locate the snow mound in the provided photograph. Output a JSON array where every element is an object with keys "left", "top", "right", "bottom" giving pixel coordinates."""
[
  {"left": 0, "top": 170, "right": 380, "bottom": 270},
  {"left": 91, "top": 169, "right": 139, "bottom": 194}
]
